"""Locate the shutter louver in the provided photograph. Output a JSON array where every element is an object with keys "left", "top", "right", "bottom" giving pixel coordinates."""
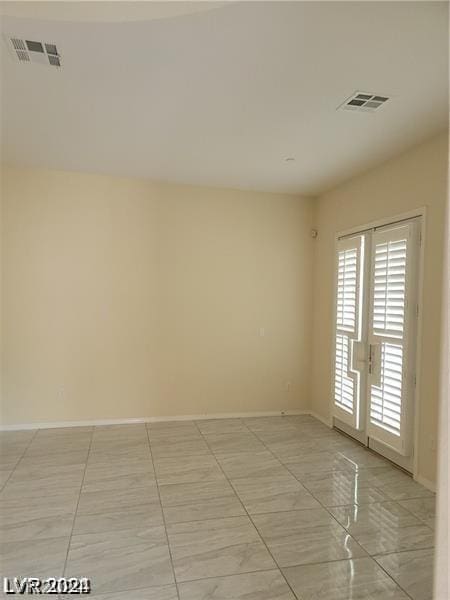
[
  {"left": 370, "top": 342, "right": 403, "bottom": 435},
  {"left": 337, "top": 248, "right": 358, "bottom": 332},
  {"left": 333, "top": 236, "right": 363, "bottom": 427},
  {"left": 334, "top": 333, "right": 354, "bottom": 413},
  {"left": 368, "top": 222, "right": 416, "bottom": 453},
  {"left": 373, "top": 239, "right": 407, "bottom": 337}
]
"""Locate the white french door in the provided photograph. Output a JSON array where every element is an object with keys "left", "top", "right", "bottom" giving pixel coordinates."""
[
  {"left": 332, "top": 218, "right": 421, "bottom": 470},
  {"left": 333, "top": 235, "right": 364, "bottom": 430}
]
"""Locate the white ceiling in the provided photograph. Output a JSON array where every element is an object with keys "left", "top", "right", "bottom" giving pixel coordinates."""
[
  {"left": 0, "top": 2, "right": 227, "bottom": 23},
  {"left": 1, "top": 1, "right": 448, "bottom": 195}
]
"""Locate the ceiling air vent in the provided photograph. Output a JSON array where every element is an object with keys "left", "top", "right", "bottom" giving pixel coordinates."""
[
  {"left": 339, "top": 92, "right": 390, "bottom": 112},
  {"left": 16, "top": 50, "right": 30, "bottom": 62},
  {"left": 5, "top": 36, "right": 61, "bottom": 67}
]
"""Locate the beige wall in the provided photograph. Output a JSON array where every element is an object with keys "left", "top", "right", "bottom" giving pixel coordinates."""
[
  {"left": 311, "top": 133, "right": 449, "bottom": 485},
  {"left": 1, "top": 134, "right": 447, "bottom": 486},
  {"left": 0, "top": 166, "right": 314, "bottom": 425}
]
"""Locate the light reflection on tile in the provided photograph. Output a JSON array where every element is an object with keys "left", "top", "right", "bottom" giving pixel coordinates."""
[
  {"left": 1, "top": 416, "right": 434, "bottom": 600},
  {"left": 399, "top": 497, "right": 436, "bottom": 528},
  {"left": 381, "top": 478, "right": 435, "bottom": 501},
  {"left": 375, "top": 548, "right": 434, "bottom": 600},
  {"left": 282, "top": 450, "right": 355, "bottom": 477},
  {"left": 231, "top": 475, "right": 320, "bottom": 514},
  {"left": 252, "top": 508, "right": 367, "bottom": 567},
  {"left": 283, "top": 557, "right": 409, "bottom": 599},
  {"left": 330, "top": 502, "right": 435, "bottom": 555},
  {"left": 300, "top": 470, "right": 390, "bottom": 507}
]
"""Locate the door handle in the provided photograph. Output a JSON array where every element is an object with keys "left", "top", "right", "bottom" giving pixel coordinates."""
[
  {"left": 351, "top": 341, "right": 367, "bottom": 372},
  {"left": 368, "top": 344, "right": 374, "bottom": 374},
  {"left": 368, "top": 343, "right": 381, "bottom": 384}
]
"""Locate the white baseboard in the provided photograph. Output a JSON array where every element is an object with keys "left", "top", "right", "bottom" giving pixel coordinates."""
[
  {"left": 0, "top": 409, "right": 312, "bottom": 431},
  {"left": 0, "top": 417, "right": 149, "bottom": 431},
  {"left": 5, "top": 411, "right": 434, "bottom": 489},
  {"left": 414, "top": 474, "right": 436, "bottom": 493},
  {"left": 309, "top": 411, "right": 333, "bottom": 428},
  {"left": 1, "top": 413, "right": 436, "bottom": 493}
]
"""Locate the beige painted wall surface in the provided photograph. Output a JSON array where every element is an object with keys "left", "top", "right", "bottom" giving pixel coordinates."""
[
  {"left": 1, "top": 166, "right": 313, "bottom": 425},
  {"left": 311, "top": 132, "right": 449, "bottom": 484}
]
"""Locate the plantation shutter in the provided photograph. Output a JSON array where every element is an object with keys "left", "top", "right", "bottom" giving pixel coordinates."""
[
  {"left": 333, "top": 235, "right": 364, "bottom": 428},
  {"left": 367, "top": 222, "right": 417, "bottom": 454}
]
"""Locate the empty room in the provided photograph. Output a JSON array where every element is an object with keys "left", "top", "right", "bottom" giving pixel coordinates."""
[{"left": 0, "top": 1, "right": 449, "bottom": 599}]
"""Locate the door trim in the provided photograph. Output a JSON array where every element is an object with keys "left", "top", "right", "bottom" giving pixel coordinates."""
[
  {"left": 369, "top": 438, "right": 413, "bottom": 472},
  {"left": 334, "top": 417, "right": 368, "bottom": 446},
  {"left": 330, "top": 207, "right": 426, "bottom": 482}
]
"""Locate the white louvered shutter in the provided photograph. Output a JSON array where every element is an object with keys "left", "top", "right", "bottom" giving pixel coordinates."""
[
  {"left": 333, "top": 236, "right": 364, "bottom": 428},
  {"left": 367, "top": 223, "right": 417, "bottom": 454}
]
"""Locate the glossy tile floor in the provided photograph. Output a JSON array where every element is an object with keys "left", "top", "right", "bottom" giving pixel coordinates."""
[{"left": 0, "top": 415, "right": 435, "bottom": 599}]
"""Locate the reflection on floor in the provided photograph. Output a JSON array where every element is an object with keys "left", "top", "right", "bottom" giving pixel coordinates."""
[{"left": 0, "top": 415, "right": 435, "bottom": 599}]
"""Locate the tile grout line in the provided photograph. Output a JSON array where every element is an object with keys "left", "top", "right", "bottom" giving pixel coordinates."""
[
  {"left": 1, "top": 418, "right": 433, "bottom": 599},
  {"left": 55, "top": 566, "right": 293, "bottom": 595},
  {"left": 371, "top": 483, "right": 435, "bottom": 503},
  {"left": 61, "top": 427, "right": 94, "bottom": 581},
  {"left": 249, "top": 422, "right": 382, "bottom": 592},
  {"left": 145, "top": 425, "right": 181, "bottom": 600},
  {"left": 391, "top": 498, "right": 436, "bottom": 531},
  {"left": 0, "top": 428, "right": 39, "bottom": 492},
  {"left": 194, "top": 419, "right": 301, "bottom": 600},
  {"left": 251, "top": 418, "right": 417, "bottom": 600},
  {"left": 370, "top": 543, "right": 434, "bottom": 598},
  {"left": 371, "top": 558, "right": 417, "bottom": 600},
  {"left": 371, "top": 546, "right": 435, "bottom": 559},
  {"left": 162, "top": 566, "right": 287, "bottom": 586},
  {"left": 275, "top": 442, "right": 418, "bottom": 600},
  {"left": 90, "top": 421, "right": 431, "bottom": 599}
]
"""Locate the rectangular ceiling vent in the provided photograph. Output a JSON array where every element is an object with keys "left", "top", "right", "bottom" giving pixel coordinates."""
[
  {"left": 6, "top": 37, "right": 61, "bottom": 67},
  {"left": 339, "top": 92, "right": 389, "bottom": 112}
]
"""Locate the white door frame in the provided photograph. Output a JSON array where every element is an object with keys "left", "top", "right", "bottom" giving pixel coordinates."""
[{"left": 330, "top": 207, "right": 426, "bottom": 481}]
